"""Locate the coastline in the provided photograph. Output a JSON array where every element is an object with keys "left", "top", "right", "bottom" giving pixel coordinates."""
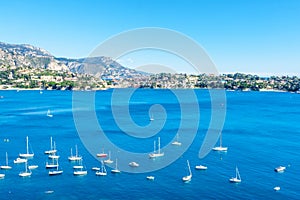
[{"left": 0, "top": 86, "right": 296, "bottom": 93}]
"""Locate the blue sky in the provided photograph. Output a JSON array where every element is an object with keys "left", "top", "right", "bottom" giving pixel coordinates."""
[{"left": 1, "top": 0, "right": 300, "bottom": 75}]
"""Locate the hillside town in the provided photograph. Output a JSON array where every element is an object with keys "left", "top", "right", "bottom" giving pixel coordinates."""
[{"left": 0, "top": 64, "right": 299, "bottom": 92}]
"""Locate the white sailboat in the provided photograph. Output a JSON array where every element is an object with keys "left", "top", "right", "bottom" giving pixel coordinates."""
[
  {"left": 146, "top": 176, "right": 155, "bottom": 180},
  {"left": 14, "top": 157, "right": 27, "bottom": 164},
  {"left": 274, "top": 186, "right": 281, "bottom": 191},
  {"left": 73, "top": 163, "right": 87, "bottom": 176},
  {"left": 19, "top": 136, "right": 34, "bottom": 158},
  {"left": 28, "top": 164, "right": 38, "bottom": 170},
  {"left": 1, "top": 152, "right": 12, "bottom": 169},
  {"left": 172, "top": 133, "right": 182, "bottom": 146},
  {"left": 182, "top": 160, "right": 192, "bottom": 182},
  {"left": 195, "top": 165, "right": 208, "bottom": 170},
  {"left": 111, "top": 158, "right": 121, "bottom": 173},
  {"left": 19, "top": 162, "right": 32, "bottom": 177},
  {"left": 96, "top": 161, "right": 107, "bottom": 176},
  {"left": 48, "top": 142, "right": 59, "bottom": 159},
  {"left": 73, "top": 159, "right": 84, "bottom": 169},
  {"left": 149, "top": 114, "right": 154, "bottom": 121},
  {"left": 44, "top": 137, "right": 57, "bottom": 154},
  {"left": 47, "top": 109, "right": 53, "bottom": 117},
  {"left": 0, "top": 173, "right": 4, "bottom": 178},
  {"left": 129, "top": 162, "right": 139, "bottom": 167},
  {"left": 212, "top": 132, "right": 228, "bottom": 151},
  {"left": 229, "top": 166, "right": 241, "bottom": 183},
  {"left": 92, "top": 167, "right": 100, "bottom": 171},
  {"left": 49, "top": 159, "right": 63, "bottom": 176},
  {"left": 68, "top": 145, "right": 82, "bottom": 161},
  {"left": 104, "top": 151, "right": 113, "bottom": 164},
  {"left": 149, "top": 137, "right": 164, "bottom": 158},
  {"left": 274, "top": 166, "right": 286, "bottom": 173},
  {"left": 46, "top": 158, "right": 59, "bottom": 169}
]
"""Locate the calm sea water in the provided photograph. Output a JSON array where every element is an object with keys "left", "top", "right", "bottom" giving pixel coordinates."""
[{"left": 0, "top": 89, "right": 299, "bottom": 199}]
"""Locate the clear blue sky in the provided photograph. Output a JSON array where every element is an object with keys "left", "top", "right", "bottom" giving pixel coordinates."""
[{"left": 1, "top": 0, "right": 300, "bottom": 75}]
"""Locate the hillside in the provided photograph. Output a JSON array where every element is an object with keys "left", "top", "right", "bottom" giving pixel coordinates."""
[{"left": 0, "top": 42, "right": 145, "bottom": 79}]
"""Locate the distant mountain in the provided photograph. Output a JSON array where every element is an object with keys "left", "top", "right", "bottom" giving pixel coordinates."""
[{"left": 0, "top": 42, "right": 146, "bottom": 79}]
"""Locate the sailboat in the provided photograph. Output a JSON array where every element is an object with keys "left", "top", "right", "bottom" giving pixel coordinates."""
[
  {"left": 104, "top": 151, "right": 113, "bottom": 164},
  {"left": 149, "top": 114, "right": 154, "bottom": 121},
  {"left": 28, "top": 164, "right": 38, "bottom": 170},
  {"left": 73, "top": 159, "right": 84, "bottom": 169},
  {"left": 44, "top": 137, "right": 57, "bottom": 154},
  {"left": 129, "top": 162, "right": 139, "bottom": 167},
  {"left": 46, "top": 158, "right": 59, "bottom": 169},
  {"left": 19, "top": 162, "right": 32, "bottom": 177},
  {"left": 96, "top": 161, "right": 107, "bottom": 176},
  {"left": 182, "top": 160, "right": 192, "bottom": 182},
  {"left": 48, "top": 142, "right": 59, "bottom": 159},
  {"left": 149, "top": 137, "right": 164, "bottom": 158},
  {"left": 49, "top": 159, "right": 63, "bottom": 176},
  {"left": 0, "top": 173, "right": 4, "bottom": 178},
  {"left": 47, "top": 109, "right": 53, "bottom": 117},
  {"left": 19, "top": 136, "right": 34, "bottom": 158},
  {"left": 146, "top": 176, "right": 155, "bottom": 180},
  {"left": 229, "top": 166, "right": 241, "bottom": 183},
  {"left": 96, "top": 148, "right": 108, "bottom": 158},
  {"left": 212, "top": 132, "right": 228, "bottom": 151},
  {"left": 13, "top": 157, "right": 27, "bottom": 164},
  {"left": 195, "top": 164, "right": 208, "bottom": 170},
  {"left": 1, "top": 152, "right": 12, "bottom": 169},
  {"left": 172, "top": 133, "right": 182, "bottom": 146},
  {"left": 73, "top": 162, "right": 87, "bottom": 176},
  {"left": 111, "top": 158, "right": 121, "bottom": 173},
  {"left": 68, "top": 145, "right": 82, "bottom": 161}
]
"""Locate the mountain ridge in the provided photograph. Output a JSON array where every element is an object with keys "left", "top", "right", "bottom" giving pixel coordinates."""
[{"left": 0, "top": 41, "right": 145, "bottom": 79}]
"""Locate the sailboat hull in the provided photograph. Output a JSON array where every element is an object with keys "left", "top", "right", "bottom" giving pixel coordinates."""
[
  {"left": 212, "top": 146, "right": 228, "bottom": 151},
  {"left": 0, "top": 166, "right": 12, "bottom": 170},
  {"left": 111, "top": 169, "right": 121, "bottom": 173},
  {"left": 182, "top": 175, "right": 192, "bottom": 182},
  {"left": 44, "top": 150, "right": 57, "bottom": 154},
  {"left": 229, "top": 178, "right": 241, "bottom": 183},
  {"left": 96, "top": 172, "right": 107, "bottom": 176},
  {"left": 73, "top": 171, "right": 87, "bottom": 176},
  {"left": 49, "top": 170, "right": 63, "bottom": 176},
  {"left": 19, "top": 172, "right": 31, "bottom": 177},
  {"left": 19, "top": 153, "right": 34, "bottom": 158},
  {"left": 149, "top": 152, "right": 164, "bottom": 158}
]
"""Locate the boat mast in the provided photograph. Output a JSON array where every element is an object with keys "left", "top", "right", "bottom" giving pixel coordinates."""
[
  {"left": 5, "top": 152, "right": 8, "bottom": 165},
  {"left": 236, "top": 167, "right": 241, "bottom": 180},
  {"left": 26, "top": 136, "right": 29, "bottom": 154},
  {"left": 25, "top": 162, "right": 28, "bottom": 173},
  {"left": 153, "top": 140, "right": 156, "bottom": 153},
  {"left": 50, "top": 137, "right": 53, "bottom": 150},
  {"left": 220, "top": 132, "right": 222, "bottom": 147},
  {"left": 53, "top": 142, "right": 56, "bottom": 151},
  {"left": 187, "top": 160, "right": 192, "bottom": 176},
  {"left": 158, "top": 137, "right": 160, "bottom": 154},
  {"left": 115, "top": 158, "right": 118, "bottom": 170}
]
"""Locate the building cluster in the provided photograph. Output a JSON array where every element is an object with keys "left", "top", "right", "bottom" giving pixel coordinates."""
[{"left": 1, "top": 65, "right": 300, "bottom": 92}]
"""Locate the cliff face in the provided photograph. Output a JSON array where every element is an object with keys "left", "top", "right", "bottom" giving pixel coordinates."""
[
  {"left": 0, "top": 42, "right": 68, "bottom": 71},
  {"left": 0, "top": 42, "right": 144, "bottom": 78}
]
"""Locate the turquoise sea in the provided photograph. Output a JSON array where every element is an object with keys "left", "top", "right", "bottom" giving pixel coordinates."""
[{"left": 0, "top": 89, "right": 299, "bottom": 199}]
